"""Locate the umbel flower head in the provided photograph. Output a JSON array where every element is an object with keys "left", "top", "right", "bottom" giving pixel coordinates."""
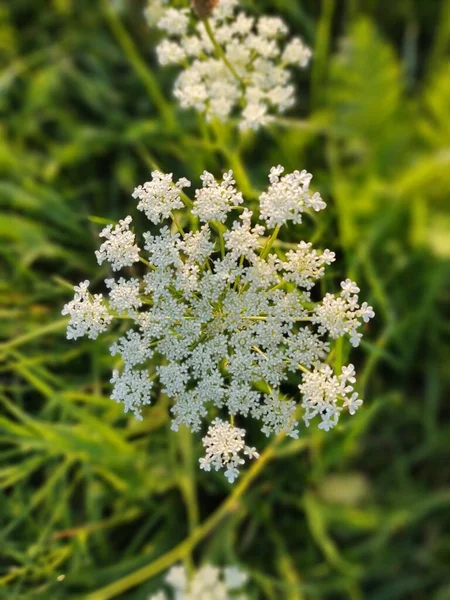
[
  {"left": 146, "top": 0, "right": 312, "bottom": 129},
  {"left": 62, "top": 166, "right": 374, "bottom": 482},
  {"left": 148, "top": 563, "right": 249, "bottom": 599}
]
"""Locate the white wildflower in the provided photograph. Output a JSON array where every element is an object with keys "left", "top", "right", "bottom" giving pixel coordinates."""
[
  {"left": 149, "top": 562, "right": 249, "bottom": 599},
  {"left": 193, "top": 170, "right": 243, "bottom": 223},
  {"left": 200, "top": 418, "right": 259, "bottom": 482},
  {"left": 299, "top": 363, "right": 363, "bottom": 430},
  {"left": 176, "top": 225, "right": 215, "bottom": 264},
  {"left": 156, "top": 39, "right": 186, "bottom": 66},
  {"left": 110, "top": 331, "right": 153, "bottom": 367},
  {"left": 144, "top": 0, "right": 168, "bottom": 27},
  {"left": 259, "top": 166, "right": 326, "bottom": 228},
  {"left": 282, "top": 37, "right": 313, "bottom": 67},
  {"left": 253, "top": 392, "right": 299, "bottom": 439},
  {"left": 64, "top": 166, "right": 374, "bottom": 480},
  {"left": 62, "top": 281, "right": 112, "bottom": 340},
  {"left": 224, "top": 566, "right": 249, "bottom": 590},
  {"left": 95, "top": 216, "right": 140, "bottom": 271},
  {"left": 105, "top": 277, "right": 142, "bottom": 315},
  {"left": 313, "top": 284, "right": 374, "bottom": 347},
  {"left": 147, "top": 0, "right": 312, "bottom": 129},
  {"left": 341, "top": 278, "right": 360, "bottom": 299},
  {"left": 284, "top": 242, "right": 335, "bottom": 290},
  {"left": 133, "top": 171, "right": 191, "bottom": 224},
  {"left": 110, "top": 368, "right": 153, "bottom": 420},
  {"left": 224, "top": 209, "right": 264, "bottom": 262},
  {"left": 359, "top": 301, "right": 376, "bottom": 323},
  {"left": 157, "top": 8, "right": 189, "bottom": 37}
]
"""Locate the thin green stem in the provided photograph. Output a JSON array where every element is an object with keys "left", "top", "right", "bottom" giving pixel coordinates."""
[
  {"left": 101, "top": 0, "right": 175, "bottom": 129},
  {"left": 202, "top": 18, "right": 244, "bottom": 86},
  {"left": 260, "top": 225, "right": 281, "bottom": 259},
  {"left": 171, "top": 212, "right": 185, "bottom": 237},
  {"left": 297, "top": 363, "right": 311, "bottom": 375},
  {"left": 139, "top": 257, "right": 156, "bottom": 270},
  {"left": 85, "top": 437, "right": 282, "bottom": 600},
  {"left": 210, "top": 220, "right": 226, "bottom": 258}
]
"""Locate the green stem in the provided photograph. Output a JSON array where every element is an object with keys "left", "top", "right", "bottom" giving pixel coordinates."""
[
  {"left": 297, "top": 364, "right": 311, "bottom": 375},
  {"left": 171, "top": 212, "right": 185, "bottom": 237},
  {"left": 101, "top": 0, "right": 175, "bottom": 130},
  {"left": 0, "top": 319, "right": 68, "bottom": 353},
  {"left": 85, "top": 438, "right": 282, "bottom": 600},
  {"left": 210, "top": 220, "right": 226, "bottom": 258},
  {"left": 139, "top": 257, "right": 156, "bottom": 270},
  {"left": 260, "top": 225, "right": 281, "bottom": 259},
  {"left": 225, "top": 150, "right": 255, "bottom": 199},
  {"left": 202, "top": 18, "right": 244, "bottom": 86},
  {"left": 310, "top": 0, "right": 336, "bottom": 109}
]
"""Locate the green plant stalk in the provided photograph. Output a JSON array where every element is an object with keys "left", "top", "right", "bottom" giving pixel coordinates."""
[
  {"left": 310, "top": 0, "right": 336, "bottom": 108},
  {"left": 0, "top": 319, "right": 68, "bottom": 353},
  {"left": 101, "top": 0, "right": 176, "bottom": 130},
  {"left": 86, "top": 436, "right": 284, "bottom": 600},
  {"left": 260, "top": 226, "right": 281, "bottom": 259},
  {"left": 202, "top": 18, "right": 244, "bottom": 86}
]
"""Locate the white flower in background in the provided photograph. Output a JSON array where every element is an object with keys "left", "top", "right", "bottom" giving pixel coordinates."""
[
  {"left": 148, "top": 563, "right": 249, "bottom": 599},
  {"left": 95, "top": 216, "right": 140, "bottom": 271},
  {"left": 146, "top": 0, "right": 312, "bottom": 129},
  {"left": 63, "top": 167, "right": 374, "bottom": 481},
  {"left": 144, "top": 0, "right": 168, "bottom": 27}
]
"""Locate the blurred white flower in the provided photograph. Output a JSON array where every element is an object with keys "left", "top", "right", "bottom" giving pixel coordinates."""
[
  {"left": 146, "top": 0, "right": 312, "bottom": 129},
  {"left": 148, "top": 562, "right": 249, "bottom": 599}
]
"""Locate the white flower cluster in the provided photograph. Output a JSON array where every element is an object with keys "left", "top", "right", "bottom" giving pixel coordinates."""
[
  {"left": 313, "top": 279, "right": 376, "bottom": 348},
  {"left": 200, "top": 418, "right": 259, "bottom": 483},
  {"left": 95, "top": 216, "right": 140, "bottom": 271},
  {"left": 148, "top": 563, "right": 249, "bottom": 600},
  {"left": 132, "top": 171, "right": 191, "bottom": 224},
  {"left": 61, "top": 281, "right": 112, "bottom": 340},
  {"left": 299, "top": 364, "right": 363, "bottom": 431},
  {"left": 62, "top": 167, "right": 374, "bottom": 481},
  {"left": 147, "top": 0, "right": 312, "bottom": 129},
  {"left": 261, "top": 166, "right": 327, "bottom": 228}
]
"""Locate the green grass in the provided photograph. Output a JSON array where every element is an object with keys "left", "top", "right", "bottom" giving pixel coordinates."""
[{"left": 0, "top": 0, "right": 449, "bottom": 598}]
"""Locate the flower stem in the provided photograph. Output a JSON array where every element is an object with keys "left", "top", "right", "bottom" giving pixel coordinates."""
[
  {"left": 171, "top": 212, "right": 185, "bottom": 237},
  {"left": 85, "top": 438, "right": 282, "bottom": 600},
  {"left": 260, "top": 225, "right": 281, "bottom": 259},
  {"left": 101, "top": 0, "right": 175, "bottom": 130},
  {"left": 139, "top": 257, "right": 156, "bottom": 270},
  {"left": 202, "top": 18, "right": 244, "bottom": 86}
]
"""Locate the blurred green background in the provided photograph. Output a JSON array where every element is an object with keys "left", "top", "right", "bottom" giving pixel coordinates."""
[{"left": 1, "top": 0, "right": 449, "bottom": 598}]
